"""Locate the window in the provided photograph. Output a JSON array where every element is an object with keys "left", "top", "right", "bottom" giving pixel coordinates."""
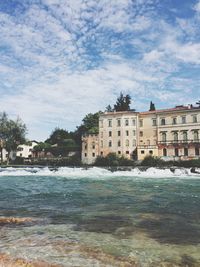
[
  {"left": 125, "top": 119, "right": 129, "bottom": 126},
  {"left": 163, "top": 148, "right": 167, "bottom": 157},
  {"left": 147, "top": 140, "right": 150, "bottom": 146},
  {"left": 108, "top": 119, "right": 112, "bottom": 127},
  {"left": 182, "top": 116, "right": 186, "bottom": 124},
  {"left": 133, "top": 130, "right": 136, "bottom": 136},
  {"left": 172, "top": 117, "right": 177, "bottom": 125},
  {"left": 139, "top": 120, "right": 143, "bottom": 127},
  {"left": 109, "top": 131, "right": 112, "bottom": 137},
  {"left": 126, "top": 130, "right": 129, "bottom": 136},
  {"left": 132, "top": 119, "right": 136, "bottom": 126},
  {"left": 109, "top": 141, "right": 112, "bottom": 147},
  {"left": 175, "top": 148, "right": 179, "bottom": 157},
  {"left": 161, "top": 118, "right": 166, "bottom": 125},
  {"left": 100, "top": 141, "right": 103, "bottom": 148},
  {"left": 152, "top": 119, "right": 157, "bottom": 126},
  {"left": 193, "top": 115, "right": 197, "bottom": 123},
  {"left": 20, "top": 153, "right": 22, "bottom": 157},
  {"left": 117, "top": 119, "right": 121, "bottom": 127},
  {"left": 149, "top": 150, "right": 153, "bottom": 155},
  {"left": 194, "top": 131, "right": 199, "bottom": 141},
  {"left": 17, "top": 147, "right": 23, "bottom": 151},
  {"left": 140, "top": 131, "right": 143, "bottom": 137},
  {"left": 118, "top": 151, "right": 121, "bottom": 155},
  {"left": 92, "top": 142, "right": 95, "bottom": 149},
  {"left": 29, "top": 149, "right": 32, "bottom": 152},
  {"left": 85, "top": 153, "right": 87, "bottom": 157},
  {"left": 141, "top": 150, "right": 145, "bottom": 154},
  {"left": 100, "top": 132, "right": 103, "bottom": 138},
  {"left": 118, "top": 140, "right": 121, "bottom": 147},
  {"left": 118, "top": 131, "right": 121, "bottom": 136},
  {"left": 100, "top": 151, "right": 103, "bottom": 156},
  {"left": 92, "top": 153, "right": 95, "bottom": 157},
  {"left": 184, "top": 148, "right": 188, "bottom": 156},
  {"left": 195, "top": 147, "right": 199, "bottom": 156},
  {"left": 125, "top": 139, "right": 129, "bottom": 147},
  {"left": 162, "top": 132, "right": 167, "bottom": 142},
  {"left": 126, "top": 151, "right": 129, "bottom": 154},
  {"left": 133, "top": 140, "right": 136, "bottom": 146},
  {"left": 183, "top": 131, "right": 188, "bottom": 142},
  {"left": 174, "top": 132, "right": 178, "bottom": 142}
]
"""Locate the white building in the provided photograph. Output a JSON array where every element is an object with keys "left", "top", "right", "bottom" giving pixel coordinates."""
[{"left": 16, "top": 141, "right": 38, "bottom": 158}]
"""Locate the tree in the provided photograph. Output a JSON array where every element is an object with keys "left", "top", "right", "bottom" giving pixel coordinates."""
[
  {"left": 0, "top": 112, "right": 27, "bottom": 164},
  {"left": 105, "top": 105, "right": 113, "bottom": 112},
  {"left": 149, "top": 101, "right": 156, "bottom": 111},
  {"left": 45, "top": 128, "right": 75, "bottom": 145},
  {"left": 114, "top": 92, "right": 131, "bottom": 112}
]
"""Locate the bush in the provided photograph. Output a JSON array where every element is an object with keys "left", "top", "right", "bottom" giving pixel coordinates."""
[
  {"left": 94, "top": 153, "right": 134, "bottom": 167},
  {"left": 140, "top": 156, "right": 165, "bottom": 167}
]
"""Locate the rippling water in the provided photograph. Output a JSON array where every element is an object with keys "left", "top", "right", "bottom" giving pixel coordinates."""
[{"left": 0, "top": 167, "right": 200, "bottom": 266}]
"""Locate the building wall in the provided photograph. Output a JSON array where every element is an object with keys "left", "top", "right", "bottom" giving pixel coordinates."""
[
  {"left": 82, "top": 134, "right": 99, "bottom": 164},
  {"left": 16, "top": 141, "right": 38, "bottom": 158},
  {"left": 81, "top": 106, "right": 200, "bottom": 164},
  {"left": 156, "top": 108, "right": 200, "bottom": 160},
  {"left": 137, "top": 113, "right": 158, "bottom": 160},
  {"left": 99, "top": 111, "right": 138, "bottom": 159}
]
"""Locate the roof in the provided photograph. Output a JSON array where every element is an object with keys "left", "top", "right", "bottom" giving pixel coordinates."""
[{"left": 139, "top": 105, "right": 200, "bottom": 115}]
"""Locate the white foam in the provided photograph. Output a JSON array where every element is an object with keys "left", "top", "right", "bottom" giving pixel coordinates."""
[{"left": 0, "top": 166, "right": 199, "bottom": 179}]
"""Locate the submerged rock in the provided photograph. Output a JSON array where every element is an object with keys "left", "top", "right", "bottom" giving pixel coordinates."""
[{"left": 0, "top": 217, "right": 36, "bottom": 226}]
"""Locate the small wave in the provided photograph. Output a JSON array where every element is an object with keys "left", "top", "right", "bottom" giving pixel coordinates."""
[{"left": 0, "top": 166, "right": 199, "bottom": 179}]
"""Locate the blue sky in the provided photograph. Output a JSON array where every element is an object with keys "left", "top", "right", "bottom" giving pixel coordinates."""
[{"left": 1, "top": 0, "right": 200, "bottom": 140}]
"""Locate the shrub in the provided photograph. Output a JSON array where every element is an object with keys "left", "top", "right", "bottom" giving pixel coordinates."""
[
  {"left": 140, "top": 155, "right": 165, "bottom": 167},
  {"left": 94, "top": 153, "right": 134, "bottom": 167}
]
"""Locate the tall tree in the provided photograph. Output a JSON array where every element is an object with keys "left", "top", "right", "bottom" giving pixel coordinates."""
[
  {"left": 149, "top": 101, "right": 156, "bottom": 111},
  {"left": 105, "top": 105, "right": 113, "bottom": 112},
  {"left": 0, "top": 112, "right": 27, "bottom": 164},
  {"left": 45, "top": 128, "right": 75, "bottom": 145},
  {"left": 114, "top": 92, "right": 131, "bottom": 111}
]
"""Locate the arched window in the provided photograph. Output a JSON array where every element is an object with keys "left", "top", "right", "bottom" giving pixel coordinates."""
[
  {"left": 118, "top": 140, "right": 121, "bottom": 147},
  {"left": 162, "top": 132, "right": 167, "bottom": 142},
  {"left": 184, "top": 148, "right": 188, "bottom": 156},
  {"left": 174, "top": 132, "right": 178, "bottom": 142},
  {"left": 175, "top": 148, "right": 179, "bottom": 157},
  {"left": 195, "top": 147, "right": 199, "bottom": 156},
  {"left": 163, "top": 148, "right": 167, "bottom": 157},
  {"left": 125, "top": 139, "right": 129, "bottom": 147},
  {"left": 194, "top": 131, "right": 199, "bottom": 141},
  {"left": 183, "top": 131, "right": 187, "bottom": 142}
]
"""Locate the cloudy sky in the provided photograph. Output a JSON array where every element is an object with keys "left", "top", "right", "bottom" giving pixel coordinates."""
[{"left": 1, "top": 0, "right": 200, "bottom": 140}]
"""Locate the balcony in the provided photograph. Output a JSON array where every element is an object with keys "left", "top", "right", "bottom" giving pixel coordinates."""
[{"left": 158, "top": 139, "right": 200, "bottom": 145}]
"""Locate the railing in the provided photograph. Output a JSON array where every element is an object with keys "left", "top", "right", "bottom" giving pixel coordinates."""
[{"left": 158, "top": 139, "right": 200, "bottom": 145}]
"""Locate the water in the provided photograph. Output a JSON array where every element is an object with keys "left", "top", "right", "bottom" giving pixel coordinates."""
[{"left": 0, "top": 167, "right": 200, "bottom": 266}]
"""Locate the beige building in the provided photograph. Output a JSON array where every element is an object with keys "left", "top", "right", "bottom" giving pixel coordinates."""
[
  {"left": 82, "top": 134, "right": 99, "bottom": 164},
  {"left": 99, "top": 111, "right": 138, "bottom": 159},
  {"left": 81, "top": 105, "right": 200, "bottom": 164}
]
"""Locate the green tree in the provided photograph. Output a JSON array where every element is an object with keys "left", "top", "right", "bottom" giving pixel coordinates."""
[
  {"left": 0, "top": 112, "right": 27, "bottom": 164},
  {"left": 149, "top": 101, "right": 156, "bottom": 111},
  {"left": 45, "top": 128, "right": 75, "bottom": 145},
  {"left": 105, "top": 105, "right": 113, "bottom": 112},
  {"left": 114, "top": 92, "right": 131, "bottom": 112}
]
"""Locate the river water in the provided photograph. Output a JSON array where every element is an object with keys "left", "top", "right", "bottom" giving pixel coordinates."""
[{"left": 0, "top": 167, "right": 200, "bottom": 267}]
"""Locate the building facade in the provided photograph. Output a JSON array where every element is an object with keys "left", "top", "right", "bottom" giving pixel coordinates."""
[
  {"left": 81, "top": 105, "right": 200, "bottom": 164},
  {"left": 16, "top": 141, "right": 38, "bottom": 159}
]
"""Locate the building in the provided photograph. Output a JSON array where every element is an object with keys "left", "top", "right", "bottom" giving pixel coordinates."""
[
  {"left": 98, "top": 111, "right": 138, "bottom": 159},
  {"left": 81, "top": 104, "right": 200, "bottom": 164},
  {"left": 82, "top": 134, "right": 99, "bottom": 164},
  {"left": 16, "top": 141, "right": 38, "bottom": 159}
]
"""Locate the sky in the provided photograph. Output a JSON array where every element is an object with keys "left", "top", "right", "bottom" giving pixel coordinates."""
[{"left": 1, "top": 0, "right": 200, "bottom": 140}]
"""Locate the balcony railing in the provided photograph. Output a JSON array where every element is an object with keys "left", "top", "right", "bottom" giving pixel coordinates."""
[{"left": 158, "top": 139, "right": 200, "bottom": 145}]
